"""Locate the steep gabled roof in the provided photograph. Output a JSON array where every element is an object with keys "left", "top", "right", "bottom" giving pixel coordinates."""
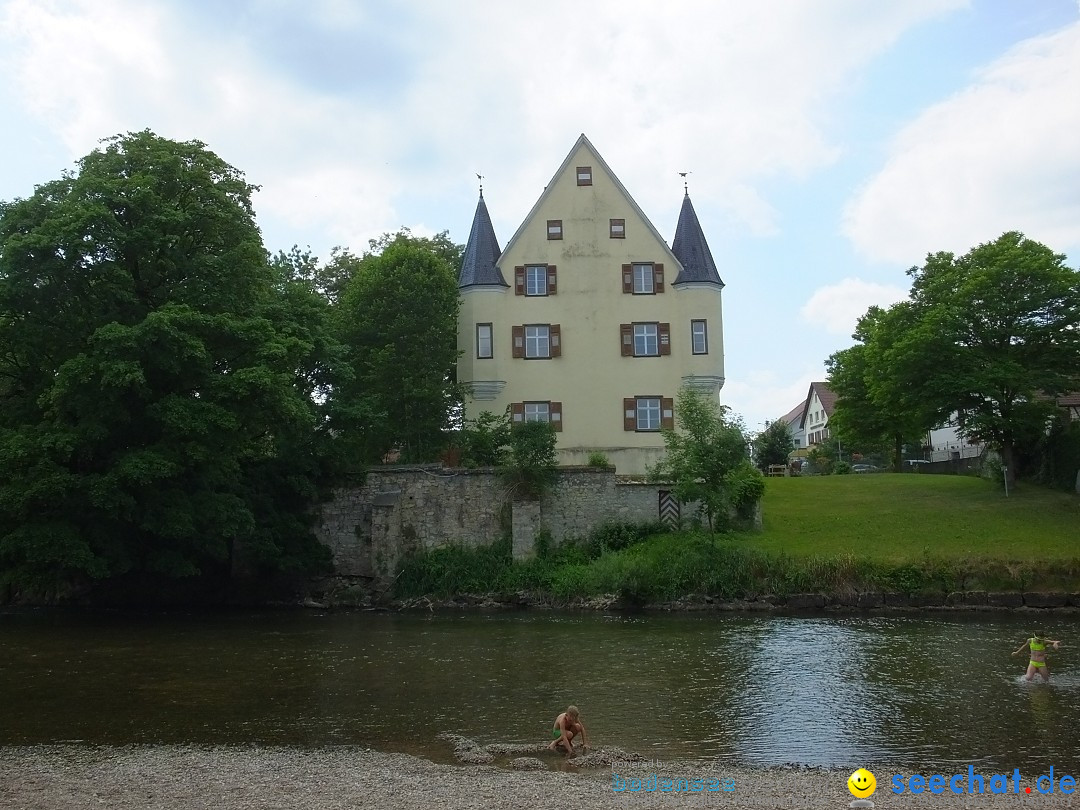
[
  {"left": 799, "top": 381, "right": 837, "bottom": 429},
  {"left": 458, "top": 192, "right": 507, "bottom": 288},
  {"left": 671, "top": 192, "right": 724, "bottom": 287},
  {"left": 495, "top": 133, "right": 683, "bottom": 274},
  {"left": 778, "top": 401, "right": 805, "bottom": 428}
]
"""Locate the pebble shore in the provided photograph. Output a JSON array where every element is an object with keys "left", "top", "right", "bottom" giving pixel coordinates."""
[{"left": 3, "top": 745, "right": 1078, "bottom": 810}]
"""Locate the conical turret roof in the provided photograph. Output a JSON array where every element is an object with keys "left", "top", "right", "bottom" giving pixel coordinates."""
[
  {"left": 671, "top": 192, "right": 724, "bottom": 287},
  {"left": 458, "top": 192, "right": 506, "bottom": 288}
]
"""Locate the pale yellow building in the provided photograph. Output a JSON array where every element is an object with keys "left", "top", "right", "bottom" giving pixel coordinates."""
[{"left": 457, "top": 134, "right": 725, "bottom": 475}]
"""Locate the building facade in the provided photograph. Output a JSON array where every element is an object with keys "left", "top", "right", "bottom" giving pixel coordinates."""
[{"left": 456, "top": 135, "right": 725, "bottom": 474}]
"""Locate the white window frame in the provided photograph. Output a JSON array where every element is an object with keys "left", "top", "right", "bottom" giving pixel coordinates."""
[
  {"left": 633, "top": 323, "right": 659, "bottom": 357},
  {"left": 691, "top": 320, "right": 708, "bottom": 355},
  {"left": 524, "top": 402, "right": 550, "bottom": 423},
  {"left": 632, "top": 263, "right": 654, "bottom": 294},
  {"left": 476, "top": 323, "right": 492, "bottom": 359},
  {"left": 525, "top": 265, "right": 548, "bottom": 296},
  {"left": 525, "top": 325, "right": 550, "bottom": 358},
  {"left": 637, "top": 397, "right": 661, "bottom": 431}
]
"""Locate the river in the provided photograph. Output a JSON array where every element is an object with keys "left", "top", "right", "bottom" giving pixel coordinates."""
[{"left": 1, "top": 608, "right": 1077, "bottom": 772}]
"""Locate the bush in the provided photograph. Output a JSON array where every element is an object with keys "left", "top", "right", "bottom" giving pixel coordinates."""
[
  {"left": 834, "top": 461, "right": 852, "bottom": 475},
  {"left": 586, "top": 451, "right": 610, "bottom": 468},
  {"left": 500, "top": 421, "right": 559, "bottom": 500}
]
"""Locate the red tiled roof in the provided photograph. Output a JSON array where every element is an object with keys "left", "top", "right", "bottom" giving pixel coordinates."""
[{"left": 778, "top": 401, "right": 805, "bottom": 427}]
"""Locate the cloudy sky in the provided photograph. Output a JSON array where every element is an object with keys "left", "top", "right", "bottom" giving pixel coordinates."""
[{"left": 2, "top": 0, "right": 1078, "bottom": 432}]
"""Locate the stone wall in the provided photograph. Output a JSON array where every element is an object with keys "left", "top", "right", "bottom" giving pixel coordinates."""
[{"left": 313, "top": 466, "right": 723, "bottom": 587}]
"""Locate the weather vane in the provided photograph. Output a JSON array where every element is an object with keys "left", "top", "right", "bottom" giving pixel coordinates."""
[
  {"left": 476, "top": 173, "right": 484, "bottom": 197},
  {"left": 678, "top": 171, "right": 691, "bottom": 193}
]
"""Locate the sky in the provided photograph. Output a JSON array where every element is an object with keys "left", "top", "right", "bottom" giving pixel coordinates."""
[{"left": 1, "top": 0, "right": 1078, "bottom": 433}]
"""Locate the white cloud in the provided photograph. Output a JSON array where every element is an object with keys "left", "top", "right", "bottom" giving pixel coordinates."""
[
  {"left": 0, "top": 0, "right": 966, "bottom": 256},
  {"left": 843, "top": 20, "right": 1080, "bottom": 265},
  {"left": 800, "top": 278, "right": 908, "bottom": 336},
  {"left": 722, "top": 368, "right": 822, "bottom": 430}
]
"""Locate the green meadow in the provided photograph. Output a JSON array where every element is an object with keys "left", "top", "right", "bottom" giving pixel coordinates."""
[
  {"left": 393, "top": 474, "right": 1080, "bottom": 602},
  {"left": 754, "top": 473, "right": 1080, "bottom": 561}
]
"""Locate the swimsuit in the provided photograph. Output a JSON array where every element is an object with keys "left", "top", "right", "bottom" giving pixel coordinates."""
[
  {"left": 552, "top": 728, "right": 563, "bottom": 739},
  {"left": 1030, "top": 638, "right": 1046, "bottom": 668}
]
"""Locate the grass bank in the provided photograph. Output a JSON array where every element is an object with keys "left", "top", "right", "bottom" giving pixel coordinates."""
[{"left": 393, "top": 475, "right": 1080, "bottom": 603}]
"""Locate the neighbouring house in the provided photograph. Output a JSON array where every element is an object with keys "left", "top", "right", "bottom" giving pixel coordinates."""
[
  {"left": 777, "top": 401, "right": 806, "bottom": 450},
  {"left": 1058, "top": 392, "right": 1080, "bottom": 423},
  {"left": 800, "top": 381, "right": 836, "bottom": 448},
  {"left": 924, "top": 419, "right": 985, "bottom": 462},
  {"left": 455, "top": 134, "right": 725, "bottom": 475}
]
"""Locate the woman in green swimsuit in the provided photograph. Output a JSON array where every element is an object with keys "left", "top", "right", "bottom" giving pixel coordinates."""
[{"left": 1012, "top": 633, "right": 1062, "bottom": 682}]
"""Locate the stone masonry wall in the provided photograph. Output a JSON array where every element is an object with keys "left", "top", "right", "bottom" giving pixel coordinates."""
[{"left": 313, "top": 466, "right": 690, "bottom": 586}]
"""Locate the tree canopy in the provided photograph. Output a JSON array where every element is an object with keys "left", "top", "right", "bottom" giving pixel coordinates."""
[
  {"left": 331, "top": 233, "right": 461, "bottom": 463},
  {"left": 650, "top": 388, "right": 764, "bottom": 533},
  {"left": 752, "top": 419, "right": 794, "bottom": 472},
  {"left": 828, "top": 232, "right": 1080, "bottom": 484},
  {"left": 0, "top": 131, "right": 335, "bottom": 598}
]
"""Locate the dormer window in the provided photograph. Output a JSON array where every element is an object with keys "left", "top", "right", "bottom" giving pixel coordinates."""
[
  {"left": 547, "top": 220, "right": 563, "bottom": 240},
  {"left": 576, "top": 166, "right": 592, "bottom": 186}
]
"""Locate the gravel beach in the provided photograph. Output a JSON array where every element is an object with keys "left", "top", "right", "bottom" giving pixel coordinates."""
[{"left": 3, "top": 745, "right": 1077, "bottom": 810}]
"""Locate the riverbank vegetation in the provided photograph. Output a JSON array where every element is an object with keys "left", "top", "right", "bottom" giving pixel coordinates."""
[{"left": 394, "top": 475, "right": 1080, "bottom": 603}]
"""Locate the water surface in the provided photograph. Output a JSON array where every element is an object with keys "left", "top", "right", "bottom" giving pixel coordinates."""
[{"left": 1, "top": 609, "right": 1077, "bottom": 771}]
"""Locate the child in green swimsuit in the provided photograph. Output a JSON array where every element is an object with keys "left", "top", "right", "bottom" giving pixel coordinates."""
[
  {"left": 548, "top": 705, "right": 588, "bottom": 756},
  {"left": 1012, "top": 633, "right": 1062, "bottom": 682}
]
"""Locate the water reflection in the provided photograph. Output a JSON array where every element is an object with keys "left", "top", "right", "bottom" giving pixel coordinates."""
[{"left": 0, "top": 609, "right": 1077, "bottom": 771}]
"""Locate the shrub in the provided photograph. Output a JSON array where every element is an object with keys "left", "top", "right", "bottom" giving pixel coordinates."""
[
  {"left": 500, "top": 420, "right": 560, "bottom": 500},
  {"left": 586, "top": 451, "right": 610, "bottom": 468}
]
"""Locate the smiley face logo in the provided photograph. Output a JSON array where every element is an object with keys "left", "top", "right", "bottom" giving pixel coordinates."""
[{"left": 847, "top": 768, "right": 876, "bottom": 798}]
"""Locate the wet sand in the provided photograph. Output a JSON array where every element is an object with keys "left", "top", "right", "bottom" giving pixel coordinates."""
[{"left": 3, "top": 745, "right": 1077, "bottom": 810}]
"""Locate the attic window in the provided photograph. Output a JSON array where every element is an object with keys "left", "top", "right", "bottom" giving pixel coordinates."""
[
  {"left": 547, "top": 220, "right": 562, "bottom": 240},
  {"left": 576, "top": 166, "right": 592, "bottom": 186},
  {"left": 610, "top": 219, "right": 625, "bottom": 238}
]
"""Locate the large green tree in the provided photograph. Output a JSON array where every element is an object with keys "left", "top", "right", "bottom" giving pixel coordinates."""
[
  {"left": 332, "top": 234, "right": 461, "bottom": 463},
  {"left": 834, "top": 232, "right": 1080, "bottom": 485},
  {"left": 650, "top": 388, "right": 764, "bottom": 533},
  {"left": 0, "top": 130, "right": 334, "bottom": 598},
  {"left": 827, "top": 304, "right": 934, "bottom": 470}
]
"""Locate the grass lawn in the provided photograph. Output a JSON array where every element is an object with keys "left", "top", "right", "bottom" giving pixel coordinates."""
[{"left": 751, "top": 473, "right": 1080, "bottom": 561}]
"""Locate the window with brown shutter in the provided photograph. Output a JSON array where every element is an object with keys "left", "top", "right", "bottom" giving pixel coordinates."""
[
  {"left": 659, "top": 323, "right": 671, "bottom": 356},
  {"left": 514, "top": 266, "right": 525, "bottom": 296},
  {"left": 549, "top": 324, "right": 561, "bottom": 357},
  {"left": 511, "top": 402, "right": 525, "bottom": 423},
  {"left": 622, "top": 264, "right": 632, "bottom": 294},
  {"left": 620, "top": 323, "right": 633, "bottom": 356},
  {"left": 547, "top": 265, "right": 557, "bottom": 295},
  {"left": 576, "top": 166, "right": 592, "bottom": 186},
  {"left": 547, "top": 220, "right": 562, "bottom": 240},
  {"left": 654, "top": 263, "right": 665, "bottom": 293},
  {"left": 512, "top": 325, "right": 524, "bottom": 358},
  {"left": 550, "top": 401, "right": 563, "bottom": 432},
  {"left": 623, "top": 398, "right": 637, "bottom": 431},
  {"left": 610, "top": 219, "right": 625, "bottom": 238},
  {"left": 661, "top": 397, "right": 675, "bottom": 430}
]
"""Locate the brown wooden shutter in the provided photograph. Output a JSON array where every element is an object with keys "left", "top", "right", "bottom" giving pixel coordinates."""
[
  {"left": 623, "top": 398, "right": 637, "bottom": 431},
  {"left": 620, "top": 323, "right": 633, "bottom": 356},
  {"left": 549, "top": 324, "right": 561, "bottom": 357},
  {"left": 659, "top": 322, "right": 671, "bottom": 356},
  {"left": 515, "top": 266, "right": 525, "bottom": 295},
  {"left": 655, "top": 263, "right": 665, "bottom": 293},
  {"left": 622, "top": 264, "right": 632, "bottom": 294},
  {"left": 547, "top": 265, "right": 557, "bottom": 295},
  {"left": 550, "top": 401, "right": 563, "bottom": 432},
  {"left": 661, "top": 397, "right": 675, "bottom": 430},
  {"left": 512, "top": 325, "right": 524, "bottom": 358},
  {"left": 511, "top": 402, "right": 525, "bottom": 423}
]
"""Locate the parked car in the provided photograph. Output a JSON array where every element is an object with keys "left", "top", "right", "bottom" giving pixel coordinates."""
[{"left": 851, "top": 463, "right": 881, "bottom": 473}]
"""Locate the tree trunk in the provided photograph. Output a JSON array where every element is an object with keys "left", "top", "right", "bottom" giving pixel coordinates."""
[
  {"left": 892, "top": 433, "right": 904, "bottom": 472},
  {"left": 1000, "top": 441, "right": 1017, "bottom": 488}
]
